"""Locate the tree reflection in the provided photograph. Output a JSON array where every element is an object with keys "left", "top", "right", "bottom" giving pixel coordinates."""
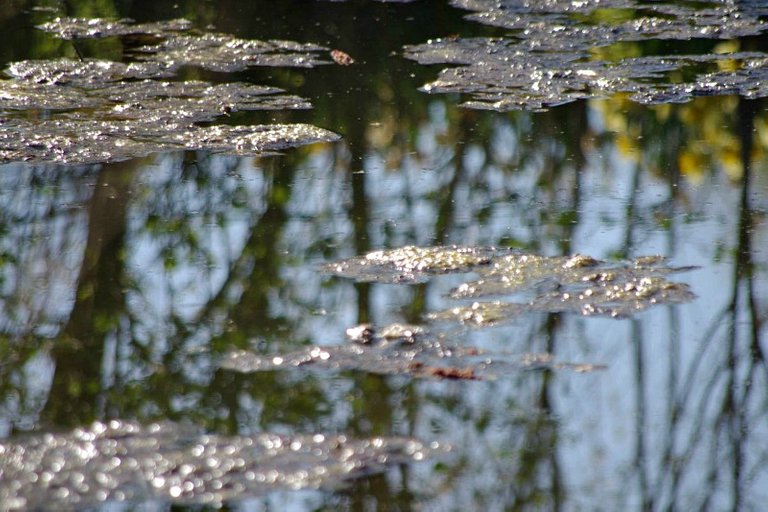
[
  {"left": 41, "top": 160, "right": 136, "bottom": 428},
  {"left": 0, "top": 1, "right": 767, "bottom": 510},
  {"left": 0, "top": 164, "right": 97, "bottom": 432},
  {"left": 647, "top": 98, "right": 768, "bottom": 511}
]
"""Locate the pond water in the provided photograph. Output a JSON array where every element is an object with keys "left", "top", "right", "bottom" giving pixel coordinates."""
[{"left": 1, "top": 1, "right": 767, "bottom": 510}]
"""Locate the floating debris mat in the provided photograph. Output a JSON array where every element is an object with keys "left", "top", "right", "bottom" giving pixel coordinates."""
[
  {"left": 233, "top": 246, "right": 692, "bottom": 379},
  {"left": 321, "top": 246, "right": 696, "bottom": 320},
  {"left": 0, "top": 17, "right": 339, "bottom": 165},
  {"left": 0, "top": 420, "right": 443, "bottom": 509},
  {"left": 221, "top": 322, "right": 603, "bottom": 380},
  {"left": 405, "top": 0, "right": 768, "bottom": 110}
]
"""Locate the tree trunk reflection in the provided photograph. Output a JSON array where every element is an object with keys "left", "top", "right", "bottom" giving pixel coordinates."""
[{"left": 41, "top": 160, "right": 137, "bottom": 428}]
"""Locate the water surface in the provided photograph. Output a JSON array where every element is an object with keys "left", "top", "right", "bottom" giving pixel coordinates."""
[{"left": 0, "top": 1, "right": 767, "bottom": 510}]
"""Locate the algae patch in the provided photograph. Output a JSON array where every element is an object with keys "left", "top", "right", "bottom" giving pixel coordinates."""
[
  {"left": 0, "top": 18, "right": 338, "bottom": 164},
  {"left": 220, "top": 322, "right": 601, "bottom": 379},
  {"left": 320, "top": 245, "right": 501, "bottom": 283},
  {"left": 321, "top": 246, "right": 696, "bottom": 322},
  {"left": 405, "top": 0, "right": 768, "bottom": 110},
  {"left": 431, "top": 276, "right": 694, "bottom": 326},
  {"left": 38, "top": 17, "right": 193, "bottom": 40},
  {"left": 446, "top": 253, "right": 696, "bottom": 320},
  {"left": 37, "top": 17, "right": 330, "bottom": 72},
  {"left": 134, "top": 33, "right": 328, "bottom": 73},
  {"left": 0, "top": 420, "right": 442, "bottom": 509}
]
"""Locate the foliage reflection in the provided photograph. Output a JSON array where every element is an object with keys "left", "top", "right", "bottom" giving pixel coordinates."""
[{"left": 0, "top": 1, "right": 766, "bottom": 510}]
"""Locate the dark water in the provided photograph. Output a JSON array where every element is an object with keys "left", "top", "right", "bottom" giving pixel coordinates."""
[{"left": 0, "top": 1, "right": 767, "bottom": 510}]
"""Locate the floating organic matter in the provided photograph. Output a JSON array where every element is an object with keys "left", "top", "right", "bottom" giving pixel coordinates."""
[
  {"left": 331, "top": 49, "right": 355, "bottom": 65},
  {"left": 134, "top": 33, "right": 328, "bottom": 73},
  {"left": 220, "top": 322, "right": 603, "bottom": 379},
  {"left": 320, "top": 245, "right": 502, "bottom": 283},
  {"left": 0, "top": 18, "right": 338, "bottom": 165},
  {"left": 321, "top": 246, "right": 696, "bottom": 321},
  {"left": 405, "top": 0, "right": 768, "bottom": 110},
  {"left": 0, "top": 420, "right": 442, "bottom": 509},
  {"left": 37, "top": 17, "right": 193, "bottom": 39}
]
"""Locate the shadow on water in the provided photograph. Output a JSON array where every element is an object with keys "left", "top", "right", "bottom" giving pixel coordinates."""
[{"left": 0, "top": 0, "right": 767, "bottom": 510}]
